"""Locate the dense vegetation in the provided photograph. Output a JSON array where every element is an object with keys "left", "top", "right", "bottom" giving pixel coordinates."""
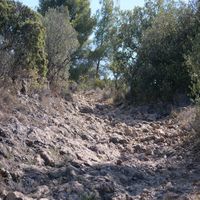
[
  {"left": 0, "top": 0, "right": 47, "bottom": 81},
  {"left": 0, "top": 0, "right": 200, "bottom": 104}
]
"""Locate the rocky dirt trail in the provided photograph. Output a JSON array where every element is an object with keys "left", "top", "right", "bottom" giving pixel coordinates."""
[{"left": 0, "top": 90, "right": 199, "bottom": 200}]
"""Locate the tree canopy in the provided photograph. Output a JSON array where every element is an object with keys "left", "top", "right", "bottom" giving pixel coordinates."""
[
  {"left": 38, "top": 0, "right": 95, "bottom": 46},
  {"left": 43, "top": 7, "right": 79, "bottom": 85},
  {"left": 0, "top": 0, "right": 200, "bottom": 103},
  {"left": 0, "top": 0, "right": 47, "bottom": 80}
]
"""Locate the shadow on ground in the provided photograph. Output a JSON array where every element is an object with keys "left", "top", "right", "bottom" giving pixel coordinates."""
[{"left": 11, "top": 154, "right": 200, "bottom": 200}]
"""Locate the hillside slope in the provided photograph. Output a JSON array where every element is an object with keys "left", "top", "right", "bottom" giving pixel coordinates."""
[{"left": 0, "top": 90, "right": 199, "bottom": 200}]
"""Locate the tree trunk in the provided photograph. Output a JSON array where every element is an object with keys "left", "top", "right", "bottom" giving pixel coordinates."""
[{"left": 96, "top": 59, "right": 101, "bottom": 78}]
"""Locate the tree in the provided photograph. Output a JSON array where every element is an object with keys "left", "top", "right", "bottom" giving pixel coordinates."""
[
  {"left": 106, "top": 6, "right": 148, "bottom": 93},
  {"left": 133, "top": 0, "right": 195, "bottom": 102},
  {"left": 0, "top": 0, "right": 47, "bottom": 81},
  {"left": 38, "top": 0, "right": 95, "bottom": 46},
  {"left": 186, "top": 33, "right": 200, "bottom": 100},
  {"left": 113, "top": 8, "right": 144, "bottom": 76},
  {"left": 38, "top": 0, "right": 96, "bottom": 82},
  {"left": 92, "top": 0, "right": 115, "bottom": 78},
  {"left": 42, "top": 7, "right": 79, "bottom": 85},
  {"left": 105, "top": 0, "right": 198, "bottom": 103},
  {"left": 186, "top": 0, "right": 200, "bottom": 100}
]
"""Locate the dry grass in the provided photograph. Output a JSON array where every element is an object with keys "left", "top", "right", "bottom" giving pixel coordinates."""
[
  {"left": 192, "top": 107, "right": 200, "bottom": 132},
  {"left": 0, "top": 88, "right": 18, "bottom": 113},
  {"left": 173, "top": 106, "right": 197, "bottom": 129},
  {"left": 169, "top": 106, "right": 200, "bottom": 158},
  {"left": 191, "top": 107, "right": 200, "bottom": 154},
  {"left": 172, "top": 105, "right": 200, "bottom": 157},
  {"left": 0, "top": 84, "right": 21, "bottom": 124}
]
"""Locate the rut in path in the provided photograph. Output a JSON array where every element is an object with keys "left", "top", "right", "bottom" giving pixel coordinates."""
[{"left": 0, "top": 90, "right": 199, "bottom": 200}]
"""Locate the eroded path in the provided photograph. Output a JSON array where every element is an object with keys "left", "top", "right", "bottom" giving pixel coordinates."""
[{"left": 0, "top": 90, "right": 199, "bottom": 199}]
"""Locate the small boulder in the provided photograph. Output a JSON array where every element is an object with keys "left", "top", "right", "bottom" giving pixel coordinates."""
[
  {"left": 0, "top": 189, "right": 7, "bottom": 198},
  {"left": 79, "top": 106, "right": 93, "bottom": 114},
  {"left": 98, "top": 182, "right": 115, "bottom": 194},
  {"left": 150, "top": 123, "right": 161, "bottom": 129},
  {"left": 140, "top": 135, "right": 156, "bottom": 142},
  {"left": 124, "top": 127, "right": 132, "bottom": 135},
  {"left": 0, "top": 168, "right": 11, "bottom": 179},
  {"left": 6, "top": 192, "right": 33, "bottom": 200},
  {"left": 109, "top": 133, "right": 128, "bottom": 145},
  {"left": 0, "top": 128, "right": 7, "bottom": 138},
  {"left": 0, "top": 144, "right": 10, "bottom": 158},
  {"left": 142, "top": 128, "right": 149, "bottom": 133},
  {"left": 166, "top": 182, "right": 174, "bottom": 191},
  {"left": 163, "top": 192, "right": 179, "bottom": 200},
  {"left": 133, "top": 144, "right": 146, "bottom": 153},
  {"left": 35, "top": 155, "right": 45, "bottom": 166},
  {"left": 155, "top": 129, "right": 165, "bottom": 135},
  {"left": 32, "top": 185, "right": 50, "bottom": 199},
  {"left": 116, "top": 159, "right": 123, "bottom": 166},
  {"left": 20, "top": 79, "right": 28, "bottom": 95},
  {"left": 39, "top": 150, "right": 55, "bottom": 167},
  {"left": 155, "top": 136, "right": 165, "bottom": 143}
]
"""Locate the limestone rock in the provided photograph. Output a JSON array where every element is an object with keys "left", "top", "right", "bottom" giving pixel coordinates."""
[
  {"left": 163, "top": 192, "right": 179, "bottom": 200},
  {"left": 98, "top": 182, "right": 115, "bottom": 194},
  {"left": 6, "top": 192, "right": 33, "bottom": 200},
  {"left": 39, "top": 150, "right": 55, "bottom": 167},
  {"left": 32, "top": 185, "right": 50, "bottom": 198},
  {"left": 124, "top": 127, "right": 133, "bottom": 135},
  {"left": 109, "top": 135, "right": 128, "bottom": 145},
  {"left": 0, "top": 168, "right": 11, "bottom": 179},
  {"left": 79, "top": 106, "right": 93, "bottom": 114},
  {"left": 0, "top": 128, "right": 7, "bottom": 138},
  {"left": 0, "top": 89, "right": 198, "bottom": 200}
]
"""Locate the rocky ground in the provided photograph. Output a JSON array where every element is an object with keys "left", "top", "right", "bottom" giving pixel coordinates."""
[{"left": 0, "top": 89, "right": 199, "bottom": 200}]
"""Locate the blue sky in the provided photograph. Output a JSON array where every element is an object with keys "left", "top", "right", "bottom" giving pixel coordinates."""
[{"left": 19, "top": 0, "right": 145, "bottom": 12}]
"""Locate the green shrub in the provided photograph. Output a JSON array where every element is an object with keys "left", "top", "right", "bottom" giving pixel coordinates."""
[
  {"left": 186, "top": 32, "right": 200, "bottom": 101},
  {"left": 0, "top": 0, "right": 47, "bottom": 80},
  {"left": 93, "top": 79, "right": 106, "bottom": 89}
]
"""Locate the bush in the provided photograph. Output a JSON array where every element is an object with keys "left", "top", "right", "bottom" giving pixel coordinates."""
[
  {"left": 186, "top": 32, "right": 200, "bottom": 101},
  {"left": 132, "top": 4, "right": 194, "bottom": 103},
  {"left": 0, "top": 0, "right": 47, "bottom": 80}
]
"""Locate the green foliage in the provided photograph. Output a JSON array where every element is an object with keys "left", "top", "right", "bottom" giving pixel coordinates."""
[
  {"left": 1, "top": 0, "right": 199, "bottom": 104},
  {"left": 186, "top": 33, "right": 200, "bottom": 101},
  {"left": 108, "top": 0, "right": 198, "bottom": 103},
  {"left": 60, "top": 0, "right": 198, "bottom": 103},
  {"left": 106, "top": 4, "right": 157, "bottom": 95},
  {"left": 0, "top": 0, "right": 47, "bottom": 80},
  {"left": 70, "top": 0, "right": 96, "bottom": 46},
  {"left": 42, "top": 7, "right": 79, "bottom": 86},
  {"left": 93, "top": 78, "right": 106, "bottom": 89},
  {"left": 78, "top": 74, "right": 114, "bottom": 91},
  {"left": 92, "top": 0, "right": 115, "bottom": 77},
  {"left": 134, "top": 2, "right": 194, "bottom": 102},
  {"left": 185, "top": 1, "right": 200, "bottom": 101},
  {"left": 69, "top": 41, "right": 95, "bottom": 81},
  {"left": 38, "top": 0, "right": 95, "bottom": 46},
  {"left": 38, "top": 0, "right": 96, "bottom": 82}
]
